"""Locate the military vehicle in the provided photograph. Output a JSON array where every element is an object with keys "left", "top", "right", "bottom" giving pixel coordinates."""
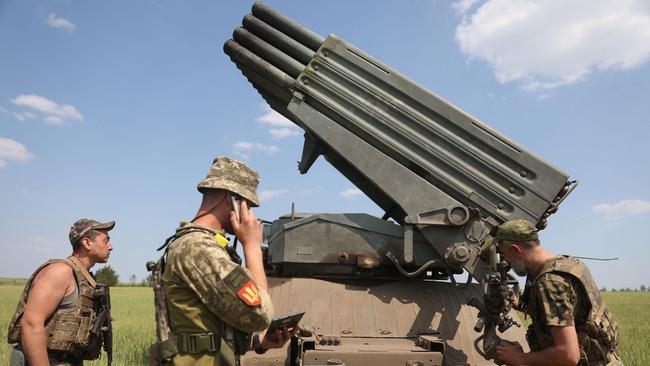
[{"left": 224, "top": 3, "right": 576, "bottom": 365}]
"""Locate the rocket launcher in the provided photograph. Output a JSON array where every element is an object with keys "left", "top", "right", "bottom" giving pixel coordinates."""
[{"left": 224, "top": 2, "right": 576, "bottom": 361}]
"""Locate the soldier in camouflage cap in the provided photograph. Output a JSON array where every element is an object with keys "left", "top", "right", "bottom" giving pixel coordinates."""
[
  {"left": 493, "top": 220, "right": 621, "bottom": 366},
  {"left": 155, "top": 157, "right": 297, "bottom": 366},
  {"left": 493, "top": 219, "right": 539, "bottom": 242},
  {"left": 8, "top": 218, "right": 115, "bottom": 365},
  {"left": 69, "top": 218, "right": 115, "bottom": 247}
]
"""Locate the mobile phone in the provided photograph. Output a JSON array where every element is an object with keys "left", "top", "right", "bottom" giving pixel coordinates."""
[
  {"left": 267, "top": 310, "right": 305, "bottom": 333},
  {"left": 230, "top": 196, "right": 241, "bottom": 222}
]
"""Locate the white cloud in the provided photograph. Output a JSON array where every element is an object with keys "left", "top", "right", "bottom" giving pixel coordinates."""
[
  {"left": 258, "top": 104, "right": 292, "bottom": 127},
  {"left": 47, "top": 13, "right": 76, "bottom": 32},
  {"left": 452, "top": 0, "right": 479, "bottom": 14},
  {"left": 260, "top": 189, "right": 289, "bottom": 201},
  {"left": 232, "top": 141, "right": 280, "bottom": 159},
  {"left": 0, "top": 106, "right": 8, "bottom": 114},
  {"left": 11, "top": 94, "right": 83, "bottom": 126},
  {"left": 269, "top": 128, "right": 299, "bottom": 138},
  {"left": 13, "top": 112, "right": 37, "bottom": 122},
  {"left": 340, "top": 187, "right": 363, "bottom": 199},
  {"left": 257, "top": 104, "right": 299, "bottom": 139},
  {"left": 0, "top": 137, "right": 34, "bottom": 168},
  {"left": 454, "top": 0, "right": 650, "bottom": 91},
  {"left": 593, "top": 199, "right": 650, "bottom": 221}
]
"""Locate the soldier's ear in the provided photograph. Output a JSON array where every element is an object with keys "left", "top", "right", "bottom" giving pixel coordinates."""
[
  {"left": 80, "top": 237, "right": 93, "bottom": 251},
  {"left": 510, "top": 243, "right": 524, "bottom": 257}
]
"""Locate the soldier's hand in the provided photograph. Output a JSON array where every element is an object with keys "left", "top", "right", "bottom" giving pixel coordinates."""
[
  {"left": 260, "top": 326, "right": 300, "bottom": 349},
  {"left": 495, "top": 341, "right": 524, "bottom": 366},
  {"left": 230, "top": 199, "right": 263, "bottom": 250},
  {"left": 506, "top": 287, "right": 521, "bottom": 310}
]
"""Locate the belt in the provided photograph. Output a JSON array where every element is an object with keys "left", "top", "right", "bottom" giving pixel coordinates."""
[{"left": 176, "top": 332, "right": 221, "bottom": 353}]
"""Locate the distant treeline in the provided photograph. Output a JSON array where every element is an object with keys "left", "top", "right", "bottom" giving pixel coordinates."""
[{"left": 0, "top": 278, "right": 28, "bottom": 286}]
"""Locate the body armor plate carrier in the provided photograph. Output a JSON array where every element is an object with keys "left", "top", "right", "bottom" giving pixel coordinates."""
[
  {"left": 525, "top": 256, "right": 620, "bottom": 365},
  {"left": 7, "top": 256, "right": 107, "bottom": 361}
]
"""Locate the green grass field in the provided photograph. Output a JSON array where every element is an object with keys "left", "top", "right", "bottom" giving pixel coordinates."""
[
  {"left": 1, "top": 285, "right": 648, "bottom": 365},
  {"left": 1, "top": 285, "right": 155, "bottom": 365}
]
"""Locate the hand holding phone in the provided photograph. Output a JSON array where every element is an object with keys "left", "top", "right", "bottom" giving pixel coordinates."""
[
  {"left": 229, "top": 197, "right": 263, "bottom": 251},
  {"left": 230, "top": 195, "right": 241, "bottom": 223}
]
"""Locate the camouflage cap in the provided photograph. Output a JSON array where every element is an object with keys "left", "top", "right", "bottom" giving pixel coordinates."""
[
  {"left": 69, "top": 218, "right": 115, "bottom": 245},
  {"left": 197, "top": 156, "right": 260, "bottom": 207},
  {"left": 494, "top": 219, "right": 539, "bottom": 242}
]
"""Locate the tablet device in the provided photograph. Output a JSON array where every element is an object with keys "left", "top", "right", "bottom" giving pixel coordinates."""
[{"left": 267, "top": 310, "right": 304, "bottom": 333}]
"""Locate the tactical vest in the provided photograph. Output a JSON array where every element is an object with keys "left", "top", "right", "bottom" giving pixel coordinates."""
[
  {"left": 525, "top": 256, "right": 620, "bottom": 365},
  {"left": 150, "top": 225, "right": 249, "bottom": 366},
  {"left": 7, "top": 256, "right": 103, "bottom": 359}
]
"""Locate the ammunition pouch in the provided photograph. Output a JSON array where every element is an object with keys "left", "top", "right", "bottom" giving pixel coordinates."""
[{"left": 149, "top": 336, "right": 179, "bottom": 366}]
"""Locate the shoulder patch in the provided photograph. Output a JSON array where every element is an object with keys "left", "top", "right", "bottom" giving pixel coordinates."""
[
  {"left": 223, "top": 266, "right": 261, "bottom": 306},
  {"left": 237, "top": 280, "right": 261, "bottom": 306}
]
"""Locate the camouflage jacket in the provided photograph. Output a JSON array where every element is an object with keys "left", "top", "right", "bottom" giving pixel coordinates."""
[
  {"left": 162, "top": 222, "right": 273, "bottom": 366},
  {"left": 524, "top": 256, "right": 620, "bottom": 366}
]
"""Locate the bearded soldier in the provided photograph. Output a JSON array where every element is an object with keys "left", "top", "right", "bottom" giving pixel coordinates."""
[
  {"left": 494, "top": 220, "right": 621, "bottom": 366},
  {"left": 8, "top": 219, "right": 115, "bottom": 366},
  {"left": 157, "top": 157, "right": 296, "bottom": 366}
]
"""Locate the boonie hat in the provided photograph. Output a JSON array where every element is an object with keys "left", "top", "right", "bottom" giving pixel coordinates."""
[
  {"left": 494, "top": 219, "right": 539, "bottom": 242},
  {"left": 197, "top": 156, "right": 260, "bottom": 207},
  {"left": 69, "top": 218, "right": 115, "bottom": 245}
]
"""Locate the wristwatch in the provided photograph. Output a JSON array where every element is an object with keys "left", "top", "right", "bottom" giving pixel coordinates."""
[{"left": 252, "top": 332, "right": 268, "bottom": 355}]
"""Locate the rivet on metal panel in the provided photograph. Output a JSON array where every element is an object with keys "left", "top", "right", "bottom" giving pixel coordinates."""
[
  {"left": 497, "top": 202, "right": 505, "bottom": 210},
  {"left": 312, "top": 63, "right": 321, "bottom": 71},
  {"left": 508, "top": 186, "right": 516, "bottom": 194},
  {"left": 322, "top": 48, "right": 330, "bottom": 57},
  {"left": 302, "top": 77, "right": 310, "bottom": 85},
  {"left": 341, "top": 329, "right": 352, "bottom": 334},
  {"left": 338, "top": 252, "right": 349, "bottom": 263},
  {"left": 380, "top": 329, "right": 391, "bottom": 335},
  {"left": 520, "top": 170, "right": 528, "bottom": 178}
]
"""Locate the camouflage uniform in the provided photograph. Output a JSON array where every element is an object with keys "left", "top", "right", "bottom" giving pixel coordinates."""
[
  {"left": 161, "top": 157, "right": 273, "bottom": 366},
  {"left": 495, "top": 220, "right": 621, "bottom": 366}
]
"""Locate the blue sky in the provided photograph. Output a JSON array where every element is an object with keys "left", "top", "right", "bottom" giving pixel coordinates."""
[{"left": 1, "top": 0, "right": 649, "bottom": 290}]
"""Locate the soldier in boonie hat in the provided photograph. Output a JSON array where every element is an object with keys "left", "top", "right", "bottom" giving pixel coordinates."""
[
  {"left": 197, "top": 156, "right": 260, "bottom": 207},
  {"left": 154, "top": 156, "right": 295, "bottom": 366}
]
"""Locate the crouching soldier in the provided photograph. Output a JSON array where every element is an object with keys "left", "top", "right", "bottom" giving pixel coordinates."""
[{"left": 7, "top": 218, "right": 115, "bottom": 366}]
